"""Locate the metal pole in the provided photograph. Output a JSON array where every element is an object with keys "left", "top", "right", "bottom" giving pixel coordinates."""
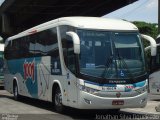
[{"left": 158, "top": 0, "right": 160, "bottom": 33}]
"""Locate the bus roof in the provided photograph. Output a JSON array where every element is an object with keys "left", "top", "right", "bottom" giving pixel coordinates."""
[
  {"left": 0, "top": 44, "right": 4, "bottom": 51},
  {"left": 7, "top": 17, "right": 138, "bottom": 41}
]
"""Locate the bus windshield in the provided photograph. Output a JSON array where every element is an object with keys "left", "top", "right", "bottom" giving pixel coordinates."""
[{"left": 77, "top": 30, "right": 146, "bottom": 82}]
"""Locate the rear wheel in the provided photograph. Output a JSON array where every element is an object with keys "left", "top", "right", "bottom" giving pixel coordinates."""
[
  {"left": 13, "top": 82, "right": 20, "bottom": 100},
  {"left": 53, "top": 87, "right": 64, "bottom": 113}
]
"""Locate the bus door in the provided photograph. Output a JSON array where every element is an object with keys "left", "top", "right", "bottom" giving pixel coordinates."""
[
  {"left": 64, "top": 38, "right": 78, "bottom": 106},
  {"left": 59, "top": 26, "right": 78, "bottom": 106}
]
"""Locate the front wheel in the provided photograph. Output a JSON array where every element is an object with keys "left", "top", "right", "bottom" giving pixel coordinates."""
[
  {"left": 13, "top": 82, "right": 20, "bottom": 100},
  {"left": 53, "top": 87, "right": 64, "bottom": 113}
]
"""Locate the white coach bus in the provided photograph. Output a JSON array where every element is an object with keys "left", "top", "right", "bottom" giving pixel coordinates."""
[
  {"left": 147, "top": 35, "right": 160, "bottom": 95},
  {"left": 4, "top": 17, "right": 148, "bottom": 112},
  {"left": 0, "top": 43, "right": 4, "bottom": 87}
]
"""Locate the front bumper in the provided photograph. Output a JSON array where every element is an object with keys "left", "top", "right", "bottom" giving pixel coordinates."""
[{"left": 77, "top": 91, "right": 147, "bottom": 109}]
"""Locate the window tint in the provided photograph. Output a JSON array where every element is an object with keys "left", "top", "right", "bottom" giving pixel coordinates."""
[
  {"left": 34, "top": 28, "right": 58, "bottom": 57},
  {"left": 4, "top": 41, "right": 11, "bottom": 59},
  {"left": 4, "top": 27, "right": 59, "bottom": 60}
]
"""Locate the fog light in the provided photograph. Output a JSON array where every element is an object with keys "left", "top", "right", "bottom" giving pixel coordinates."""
[
  {"left": 140, "top": 98, "right": 146, "bottom": 104},
  {"left": 84, "top": 98, "right": 92, "bottom": 104}
]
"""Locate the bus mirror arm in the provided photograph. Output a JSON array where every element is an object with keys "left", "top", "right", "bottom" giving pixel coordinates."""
[
  {"left": 66, "top": 32, "right": 80, "bottom": 54},
  {"left": 141, "top": 34, "right": 157, "bottom": 56}
]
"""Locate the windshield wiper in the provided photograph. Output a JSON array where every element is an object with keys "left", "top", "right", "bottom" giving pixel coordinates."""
[
  {"left": 100, "top": 56, "right": 114, "bottom": 83},
  {"left": 99, "top": 34, "right": 136, "bottom": 84}
]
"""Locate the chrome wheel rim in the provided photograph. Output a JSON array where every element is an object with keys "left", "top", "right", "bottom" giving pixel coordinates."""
[
  {"left": 55, "top": 92, "right": 62, "bottom": 106},
  {"left": 14, "top": 85, "right": 18, "bottom": 97}
]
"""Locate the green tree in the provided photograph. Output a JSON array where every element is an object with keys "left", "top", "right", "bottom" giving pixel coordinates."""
[
  {"left": 133, "top": 21, "right": 158, "bottom": 65},
  {"left": 133, "top": 21, "right": 158, "bottom": 39},
  {"left": 133, "top": 21, "right": 158, "bottom": 47}
]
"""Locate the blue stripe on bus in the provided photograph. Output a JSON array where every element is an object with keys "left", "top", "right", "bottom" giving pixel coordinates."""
[
  {"left": 7, "top": 57, "right": 41, "bottom": 98},
  {"left": 133, "top": 80, "right": 146, "bottom": 87},
  {"left": 84, "top": 80, "right": 146, "bottom": 87}
]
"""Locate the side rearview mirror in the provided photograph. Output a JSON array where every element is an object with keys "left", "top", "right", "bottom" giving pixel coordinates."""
[
  {"left": 141, "top": 34, "right": 157, "bottom": 56},
  {"left": 66, "top": 31, "right": 80, "bottom": 54}
]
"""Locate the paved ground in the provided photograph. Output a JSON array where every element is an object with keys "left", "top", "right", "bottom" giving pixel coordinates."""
[
  {"left": 124, "top": 101, "right": 160, "bottom": 115},
  {"left": 123, "top": 94, "right": 160, "bottom": 115},
  {"left": 0, "top": 90, "right": 54, "bottom": 114},
  {"left": 0, "top": 89, "right": 160, "bottom": 120}
]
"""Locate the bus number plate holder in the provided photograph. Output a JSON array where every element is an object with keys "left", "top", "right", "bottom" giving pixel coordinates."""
[{"left": 112, "top": 100, "right": 124, "bottom": 105}]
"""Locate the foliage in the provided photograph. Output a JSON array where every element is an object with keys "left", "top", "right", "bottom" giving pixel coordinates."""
[
  {"left": 133, "top": 21, "right": 158, "bottom": 47},
  {"left": 133, "top": 21, "right": 158, "bottom": 60}
]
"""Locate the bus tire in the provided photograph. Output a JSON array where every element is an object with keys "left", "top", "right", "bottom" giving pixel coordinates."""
[
  {"left": 53, "top": 86, "right": 64, "bottom": 113},
  {"left": 13, "top": 81, "right": 20, "bottom": 101}
]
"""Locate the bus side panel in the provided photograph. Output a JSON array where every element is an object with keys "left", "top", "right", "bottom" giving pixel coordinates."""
[
  {"left": 6, "top": 58, "right": 39, "bottom": 98},
  {"left": 5, "top": 56, "right": 55, "bottom": 101},
  {"left": 36, "top": 56, "right": 51, "bottom": 101},
  {"left": 149, "top": 70, "right": 160, "bottom": 94},
  {"left": 4, "top": 60, "right": 27, "bottom": 95}
]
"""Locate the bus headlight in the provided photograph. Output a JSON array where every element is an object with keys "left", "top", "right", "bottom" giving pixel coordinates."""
[
  {"left": 135, "top": 85, "right": 148, "bottom": 94},
  {"left": 79, "top": 85, "right": 99, "bottom": 95}
]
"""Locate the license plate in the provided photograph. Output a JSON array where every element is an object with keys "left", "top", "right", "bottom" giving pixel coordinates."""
[{"left": 112, "top": 100, "right": 124, "bottom": 105}]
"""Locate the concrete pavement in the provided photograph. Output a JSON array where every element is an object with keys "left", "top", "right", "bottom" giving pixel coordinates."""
[
  {"left": 0, "top": 90, "right": 159, "bottom": 115},
  {"left": 0, "top": 90, "right": 54, "bottom": 114},
  {"left": 0, "top": 90, "right": 160, "bottom": 120},
  {"left": 123, "top": 101, "right": 160, "bottom": 115}
]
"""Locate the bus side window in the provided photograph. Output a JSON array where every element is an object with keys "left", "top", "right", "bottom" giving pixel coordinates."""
[
  {"left": 33, "top": 28, "right": 59, "bottom": 57},
  {"left": 4, "top": 41, "right": 12, "bottom": 60},
  {"left": 46, "top": 28, "right": 59, "bottom": 57},
  {"left": 19, "top": 36, "right": 31, "bottom": 58},
  {"left": 47, "top": 28, "right": 61, "bottom": 75}
]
